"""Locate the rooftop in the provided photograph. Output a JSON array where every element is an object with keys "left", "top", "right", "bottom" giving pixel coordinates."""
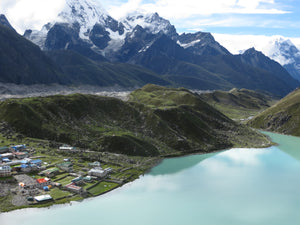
[
  {"left": 36, "top": 178, "right": 50, "bottom": 184},
  {"left": 34, "top": 195, "right": 52, "bottom": 202},
  {"left": 65, "top": 183, "right": 82, "bottom": 190}
]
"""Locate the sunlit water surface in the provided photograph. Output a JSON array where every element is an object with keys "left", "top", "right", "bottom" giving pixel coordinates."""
[{"left": 1, "top": 132, "right": 300, "bottom": 225}]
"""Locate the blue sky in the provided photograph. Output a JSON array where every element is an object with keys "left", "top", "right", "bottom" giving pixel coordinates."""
[{"left": 1, "top": 0, "right": 300, "bottom": 38}]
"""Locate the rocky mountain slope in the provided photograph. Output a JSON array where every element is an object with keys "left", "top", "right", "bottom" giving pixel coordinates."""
[
  {"left": 0, "top": 14, "right": 16, "bottom": 32},
  {"left": 46, "top": 50, "right": 170, "bottom": 87},
  {"left": 238, "top": 48, "right": 298, "bottom": 89},
  {"left": 0, "top": 23, "right": 66, "bottom": 85},
  {"left": 248, "top": 88, "right": 300, "bottom": 136},
  {"left": 0, "top": 85, "right": 270, "bottom": 156}
]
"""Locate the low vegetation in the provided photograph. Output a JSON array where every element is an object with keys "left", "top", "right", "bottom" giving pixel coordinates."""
[
  {"left": 248, "top": 87, "right": 300, "bottom": 136},
  {"left": 199, "top": 88, "right": 278, "bottom": 120},
  {"left": 0, "top": 85, "right": 271, "bottom": 158}
]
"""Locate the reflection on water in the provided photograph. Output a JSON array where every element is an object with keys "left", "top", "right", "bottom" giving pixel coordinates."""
[
  {"left": 2, "top": 133, "right": 300, "bottom": 225},
  {"left": 150, "top": 152, "right": 218, "bottom": 176},
  {"left": 263, "top": 131, "right": 300, "bottom": 162}
]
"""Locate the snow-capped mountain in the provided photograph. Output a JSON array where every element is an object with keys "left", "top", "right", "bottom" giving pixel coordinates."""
[
  {"left": 215, "top": 35, "right": 300, "bottom": 82},
  {"left": 24, "top": 0, "right": 125, "bottom": 59},
  {"left": 2, "top": 6, "right": 299, "bottom": 97},
  {"left": 24, "top": 0, "right": 180, "bottom": 60},
  {"left": 262, "top": 38, "right": 299, "bottom": 66},
  {"left": 24, "top": 0, "right": 236, "bottom": 62},
  {"left": 57, "top": 0, "right": 111, "bottom": 39},
  {"left": 261, "top": 38, "right": 300, "bottom": 81},
  {"left": 239, "top": 47, "right": 298, "bottom": 86},
  {"left": 121, "top": 11, "right": 177, "bottom": 39}
]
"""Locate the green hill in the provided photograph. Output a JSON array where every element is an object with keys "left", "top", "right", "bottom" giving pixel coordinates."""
[
  {"left": 0, "top": 85, "right": 270, "bottom": 157},
  {"left": 200, "top": 88, "right": 277, "bottom": 120},
  {"left": 248, "top": 88, "right": 300, "bottom": 136}
]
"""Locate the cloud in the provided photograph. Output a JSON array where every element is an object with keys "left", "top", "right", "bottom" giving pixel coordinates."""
[
  {"left": 107, "top": 0, "right": 143, "bottom": 19},
  {"left": 0, "top": 0, "right": 65, "bottom": 33},
  {"left": 0, "top": 0, "right": 293, "bottom": 35},
  {"left": 109, "top": 0, "right": 288, "bottom": 19}
]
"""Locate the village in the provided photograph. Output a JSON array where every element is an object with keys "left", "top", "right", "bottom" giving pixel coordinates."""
[{"left": 0, "top": 140, "right": 158, "bottom": 212}]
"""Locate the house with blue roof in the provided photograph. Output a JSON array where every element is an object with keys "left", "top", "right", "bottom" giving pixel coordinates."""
[{"left": 30, "top": 159, "right": 42, "bottom": 167}]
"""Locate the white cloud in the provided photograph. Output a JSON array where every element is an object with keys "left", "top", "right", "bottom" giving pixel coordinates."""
[
  {"left": 107, "top": 0, "right": 143, "bottom": 19},
  {"left": 0, "top": 0, "right": 65, "bottom": 33},
  {"left": 0, "top": 0, "right": 292, "bottom": 35},
  {"left": 109, "top": 0, "right": 288, "bottom": 19}
]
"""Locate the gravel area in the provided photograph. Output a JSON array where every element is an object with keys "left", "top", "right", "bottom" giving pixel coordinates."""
[
  {"left": 11, "top": 194, "right": 28, "bottom": 206},
  {"left": 14, "top": 174, "right": 37, "bottom": 186},
  {"left": 0, "top": 183, "right": 15, "bottom": 197},
  {"left": 0, "top": 83, "right": 132, "bottom": 101}
]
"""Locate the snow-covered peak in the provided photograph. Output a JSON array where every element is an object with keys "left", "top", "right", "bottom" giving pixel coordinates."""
[
  {"left": 262, "top": 37, "right": 300, "bottom": 65},
  {"left": 122, "top": 11, "right": 177, "bottom": 37},
  {"left": 57, "top": 0, "right": 109, "bottom": 39}
]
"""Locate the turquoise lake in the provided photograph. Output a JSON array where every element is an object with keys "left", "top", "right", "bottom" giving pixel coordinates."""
[{"left": 1, "top": 131, "right": 300, "bottom": 225}]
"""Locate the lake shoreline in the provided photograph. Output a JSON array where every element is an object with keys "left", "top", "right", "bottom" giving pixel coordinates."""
[{"left": 0, "top": 130, "right": 273, "bottom": 213}]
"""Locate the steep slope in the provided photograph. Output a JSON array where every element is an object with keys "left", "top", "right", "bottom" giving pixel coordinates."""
[
  {"left": 0, "top": 24, "right": 66, "bottom": 85},
  {"left": 0, "top": 85, "right": 269, "bottom": 156},
  {"left": 200, "top": 88, "right": 277, "bottom": 120},
  {"left": 46, "top": 49, "right": 170, "bottom": 87},
  {"left": 196, "top": 53, "right": 297, "bottom": 97},
  {"left": 239, "top": 48, "right": 299, "bottom": 89},
  {"left": 248, "top": 88, "right": 300, "bottom": 136},
  {"left": 0, "top": 14, "right": 16, "bottom": 32}
]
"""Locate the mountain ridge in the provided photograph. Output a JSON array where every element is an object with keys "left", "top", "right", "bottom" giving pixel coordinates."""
[{"left": 0, "top": 0, "right": 299, "bottom": 96}]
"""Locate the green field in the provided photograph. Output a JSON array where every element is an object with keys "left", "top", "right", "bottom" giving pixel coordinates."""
[
  {"left": 49, "top": 188, "right": 71, "bottom": 200},
  {"left": 88, "top": 182, "right": 119, "bottom": 196}
]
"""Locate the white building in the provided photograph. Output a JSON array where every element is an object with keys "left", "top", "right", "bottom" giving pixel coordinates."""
[
  {"left": 0, "top": 166, "right": 12, "bottom": 177},
  {"left": 34, "top": 195, "right": 52, "bottom": 202},
  {"left": 88, "top": 167, "right": 107, "bottom": 178}
]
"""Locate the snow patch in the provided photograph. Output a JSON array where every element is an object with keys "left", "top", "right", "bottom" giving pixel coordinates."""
[
  {"left": 177, "top": 39, "right": 201, "bottom": 49},
  {"left": 103, "top": 29, "right": 126, "bottom": 55}
]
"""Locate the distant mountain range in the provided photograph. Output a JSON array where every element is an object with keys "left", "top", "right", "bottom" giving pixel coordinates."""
[{"left": 0, "top": 0, "right": 299, "bottom": 97}]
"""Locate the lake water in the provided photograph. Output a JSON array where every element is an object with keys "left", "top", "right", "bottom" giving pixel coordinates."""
[{"left": 1, "top": 132, "right": 300, "bottom": 225}]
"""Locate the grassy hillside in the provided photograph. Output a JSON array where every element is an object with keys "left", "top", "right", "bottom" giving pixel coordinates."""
[
  {"left": 248, "top": 88, "right": 300, "bottom": 136},
  {"left": 200, "top": 88, "right": 277, "bottom": 120},
  {"left": 0, "top": 85, "right": 270, "bottom": 157},
  {"left": 129, "top": 84, "right": 270, "bottom": 150}
]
